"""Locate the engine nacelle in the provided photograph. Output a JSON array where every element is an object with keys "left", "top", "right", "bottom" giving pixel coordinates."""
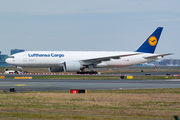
[
  {"left": 64, "top": 61, "right": 82, "bottom": 72},
  {"left": 48, "top": 67, "right": 64, "bottom": 72}
]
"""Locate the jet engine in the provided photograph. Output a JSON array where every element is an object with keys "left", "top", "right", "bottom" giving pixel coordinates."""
[{"left": 64, "top": 61, "right": 83, "bottom": 72}]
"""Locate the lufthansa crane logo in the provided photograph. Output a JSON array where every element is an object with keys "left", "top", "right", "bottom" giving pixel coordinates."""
[{"left": 148, "top": 36, "right": 157, "bottom": 46}]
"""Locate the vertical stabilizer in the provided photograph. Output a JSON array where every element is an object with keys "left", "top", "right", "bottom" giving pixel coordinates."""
[{"left": 135, "top": 27, "right": 163, "bottom": 53}]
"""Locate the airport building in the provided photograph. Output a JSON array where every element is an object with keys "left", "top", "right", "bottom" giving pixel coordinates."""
[
  {"left": 11, "top": 49, "right": 25, "bottom": 55},
  {"left": 159, "top": 59, "right": 180, "bottom": 66},
  {"left": 138, "top": 59, "right": 180, "bottom": 66},
  {"left": 0, "top": 51, "right": 9, "bottom": 66}
]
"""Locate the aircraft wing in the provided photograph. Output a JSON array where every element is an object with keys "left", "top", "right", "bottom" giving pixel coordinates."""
[
  {"left": 143, "top": 53, "right": 174, "bottom": 59},
  {"left": 81, "top": 53, "right": 140, "bottom": 65}
]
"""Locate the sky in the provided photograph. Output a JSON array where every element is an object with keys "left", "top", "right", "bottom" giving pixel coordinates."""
[{"left": 0, "top": 0, "right": 180, "bottom": 58}]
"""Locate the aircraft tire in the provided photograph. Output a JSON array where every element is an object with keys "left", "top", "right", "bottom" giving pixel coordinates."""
[{"left": 77, "top": 71, "right": 97, "bottom": 74}]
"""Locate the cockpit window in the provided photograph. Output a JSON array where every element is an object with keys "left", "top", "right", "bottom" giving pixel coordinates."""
[{"left": 8, "top": 56, "right": 14, "bottom": 58}]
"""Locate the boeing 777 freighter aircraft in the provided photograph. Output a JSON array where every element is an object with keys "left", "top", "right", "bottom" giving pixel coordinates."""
[{"left": 6, "top": 27, "right": 172, "bottom": 74}]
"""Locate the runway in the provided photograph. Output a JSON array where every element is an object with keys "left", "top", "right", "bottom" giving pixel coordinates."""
[{"left": 0, "top": 79, "right": 180, "bottom": 92}]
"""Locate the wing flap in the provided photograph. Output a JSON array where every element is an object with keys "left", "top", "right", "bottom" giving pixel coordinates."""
[{"left": 81, "top": 53, "right": 140, "bottom": 65}]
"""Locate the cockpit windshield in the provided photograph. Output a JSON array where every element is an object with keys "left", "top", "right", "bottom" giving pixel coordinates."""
[{"left": 8, "top": 56, "right": 14, "bottom": 58}]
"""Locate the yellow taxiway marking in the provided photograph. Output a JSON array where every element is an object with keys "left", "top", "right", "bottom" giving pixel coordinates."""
[
  {"left": 0, "top": 84, "right": 51, "bottom": 86},
  {"left": 15, "top": 84, "right": 26, "bottom": 86},
  {"left": 14, "top": 84, "right": 51, "bottom": 86}
]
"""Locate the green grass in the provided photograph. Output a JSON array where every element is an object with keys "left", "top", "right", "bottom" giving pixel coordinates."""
[
  {"left": 0, "top": 88, "right": 179, "bottom": 119},
  {"left": 88, "top": 88, "right": 180, "bottom": 94},
  {"left": 32, "top": 75, "right": 179, "bottom": 80},
  {"left": 33, "top": 75, "right": 121, "bottom": 80}
]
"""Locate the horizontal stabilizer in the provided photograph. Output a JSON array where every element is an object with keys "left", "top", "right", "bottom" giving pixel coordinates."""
[{"left": 144, "top": 53, "right": 174, "bottom": 59}]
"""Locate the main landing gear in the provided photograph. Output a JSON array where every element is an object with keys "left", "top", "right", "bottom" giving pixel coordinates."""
[
  {"left": 77, "top": 65, "right": 98, "bottom": 74},
  {"left": 77, "top": 71, "right": 98, "bottom": 74}
]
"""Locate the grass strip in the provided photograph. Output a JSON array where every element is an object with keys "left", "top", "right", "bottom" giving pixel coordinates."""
[
  {"left": 33, "top": 75, "right": 179, "bottom": 80},
  {"left": 0, "top": 88, "right": 179, "bottom": 119}
]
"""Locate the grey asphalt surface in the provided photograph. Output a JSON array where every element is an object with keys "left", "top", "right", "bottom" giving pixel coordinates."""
[
  {"left": 0, "top": 79, "right": 180, "bottom": 92},
  {"left": 111, "top": 72, "right": 180, "bottom": 76}
]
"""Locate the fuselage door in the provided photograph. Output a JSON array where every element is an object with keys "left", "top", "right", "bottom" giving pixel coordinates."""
[{"left": 23, "top": 55, "right": 27, "bottom": 62}]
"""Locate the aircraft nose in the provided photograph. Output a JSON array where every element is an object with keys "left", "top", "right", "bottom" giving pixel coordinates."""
[{"left": 5, "top": 58, "right": 11, "bottom": 64}]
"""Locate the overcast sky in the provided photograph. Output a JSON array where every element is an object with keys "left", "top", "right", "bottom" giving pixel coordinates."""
[{"left": 0, "top": 0, "right": 180, "bottom": 58}]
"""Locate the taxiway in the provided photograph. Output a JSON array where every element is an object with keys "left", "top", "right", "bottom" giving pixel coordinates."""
[{"left": 0, "top": 79, "right": 180, "bottom": 92}]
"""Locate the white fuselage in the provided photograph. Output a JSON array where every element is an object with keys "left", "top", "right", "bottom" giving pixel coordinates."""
[{"left": 6, "top": 51, "right": 160, "bottom": 68}]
